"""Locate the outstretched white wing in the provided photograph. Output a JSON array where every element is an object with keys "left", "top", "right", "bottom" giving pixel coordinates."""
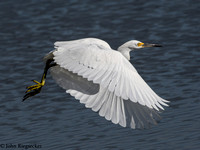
[{"left": 52, "top": 38, "right": 168, "bottom": 128}]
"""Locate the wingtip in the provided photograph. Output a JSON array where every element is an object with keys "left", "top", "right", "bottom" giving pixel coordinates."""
[{"left": 163, "top": 99, "right": 170, "bottom": 103}]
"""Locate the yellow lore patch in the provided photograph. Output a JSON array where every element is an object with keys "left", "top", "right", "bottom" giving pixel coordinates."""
[{"left": 137, "top": 42, "right": 144, "bottom": 47}]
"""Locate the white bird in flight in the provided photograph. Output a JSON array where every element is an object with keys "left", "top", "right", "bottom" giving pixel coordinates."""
[{"left": 23, "top": 38, "right": 169, "bottom": 129}]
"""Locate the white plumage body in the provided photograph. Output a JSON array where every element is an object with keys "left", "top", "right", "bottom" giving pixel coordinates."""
[{"left": 49, "top": 38, "right": 168, "bottom": 129}]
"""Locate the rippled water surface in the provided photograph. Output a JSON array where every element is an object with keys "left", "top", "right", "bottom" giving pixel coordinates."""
[{"left": 0, "top": 0, "right": 200, "bottom": 149}]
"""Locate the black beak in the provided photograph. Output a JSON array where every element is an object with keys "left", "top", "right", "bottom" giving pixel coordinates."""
[{"left": 143, "top": 43, "right": 162, "bottom": 47}]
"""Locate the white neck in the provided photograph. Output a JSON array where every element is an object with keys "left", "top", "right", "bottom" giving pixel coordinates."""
[{"left": 117, "top": 46, "right": 131, "bottom": 60}]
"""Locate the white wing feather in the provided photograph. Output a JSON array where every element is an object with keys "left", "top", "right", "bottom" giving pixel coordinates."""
[
  {"left": 52, "top": 38, "right": 169, "bottom": 128},
  {"left": 67, "top": 86, "right": 161, "bottom": 129}
]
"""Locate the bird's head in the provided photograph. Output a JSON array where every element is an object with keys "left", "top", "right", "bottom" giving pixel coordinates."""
[
  {"left": 123, "top": 40, "right": 162, "bottom": 50},
  {"left": 117, "top": 40, "right": 162, "bottom": 60}
]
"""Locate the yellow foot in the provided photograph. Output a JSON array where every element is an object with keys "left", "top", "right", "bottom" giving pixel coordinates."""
[
  {"left": 23, "top": 80, "right": 45, "bottom": 101},
  {"left": 25, "top": 80, "right": 44, "bottom": 93}
]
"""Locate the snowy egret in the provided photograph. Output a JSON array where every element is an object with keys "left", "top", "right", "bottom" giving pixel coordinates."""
[{"left": 23, "top": 38, "right": 169, "bottom": 129}]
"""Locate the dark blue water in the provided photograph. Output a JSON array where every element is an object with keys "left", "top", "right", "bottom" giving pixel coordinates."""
[{"left": 0, "top": 0, "right": 199, "bottom": 149}]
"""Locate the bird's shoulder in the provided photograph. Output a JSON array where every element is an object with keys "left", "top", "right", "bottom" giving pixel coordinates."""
[
  {"left": 53, "top": 38, "right": 134, "bottom": 71},
  {"left": 54, "top": 38, "right": 111, "bottom": 50}
]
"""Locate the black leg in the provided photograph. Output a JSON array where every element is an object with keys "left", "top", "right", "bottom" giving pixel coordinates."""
[{"left": 23, "top": 59, "right": 56, "bottom": 101}]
